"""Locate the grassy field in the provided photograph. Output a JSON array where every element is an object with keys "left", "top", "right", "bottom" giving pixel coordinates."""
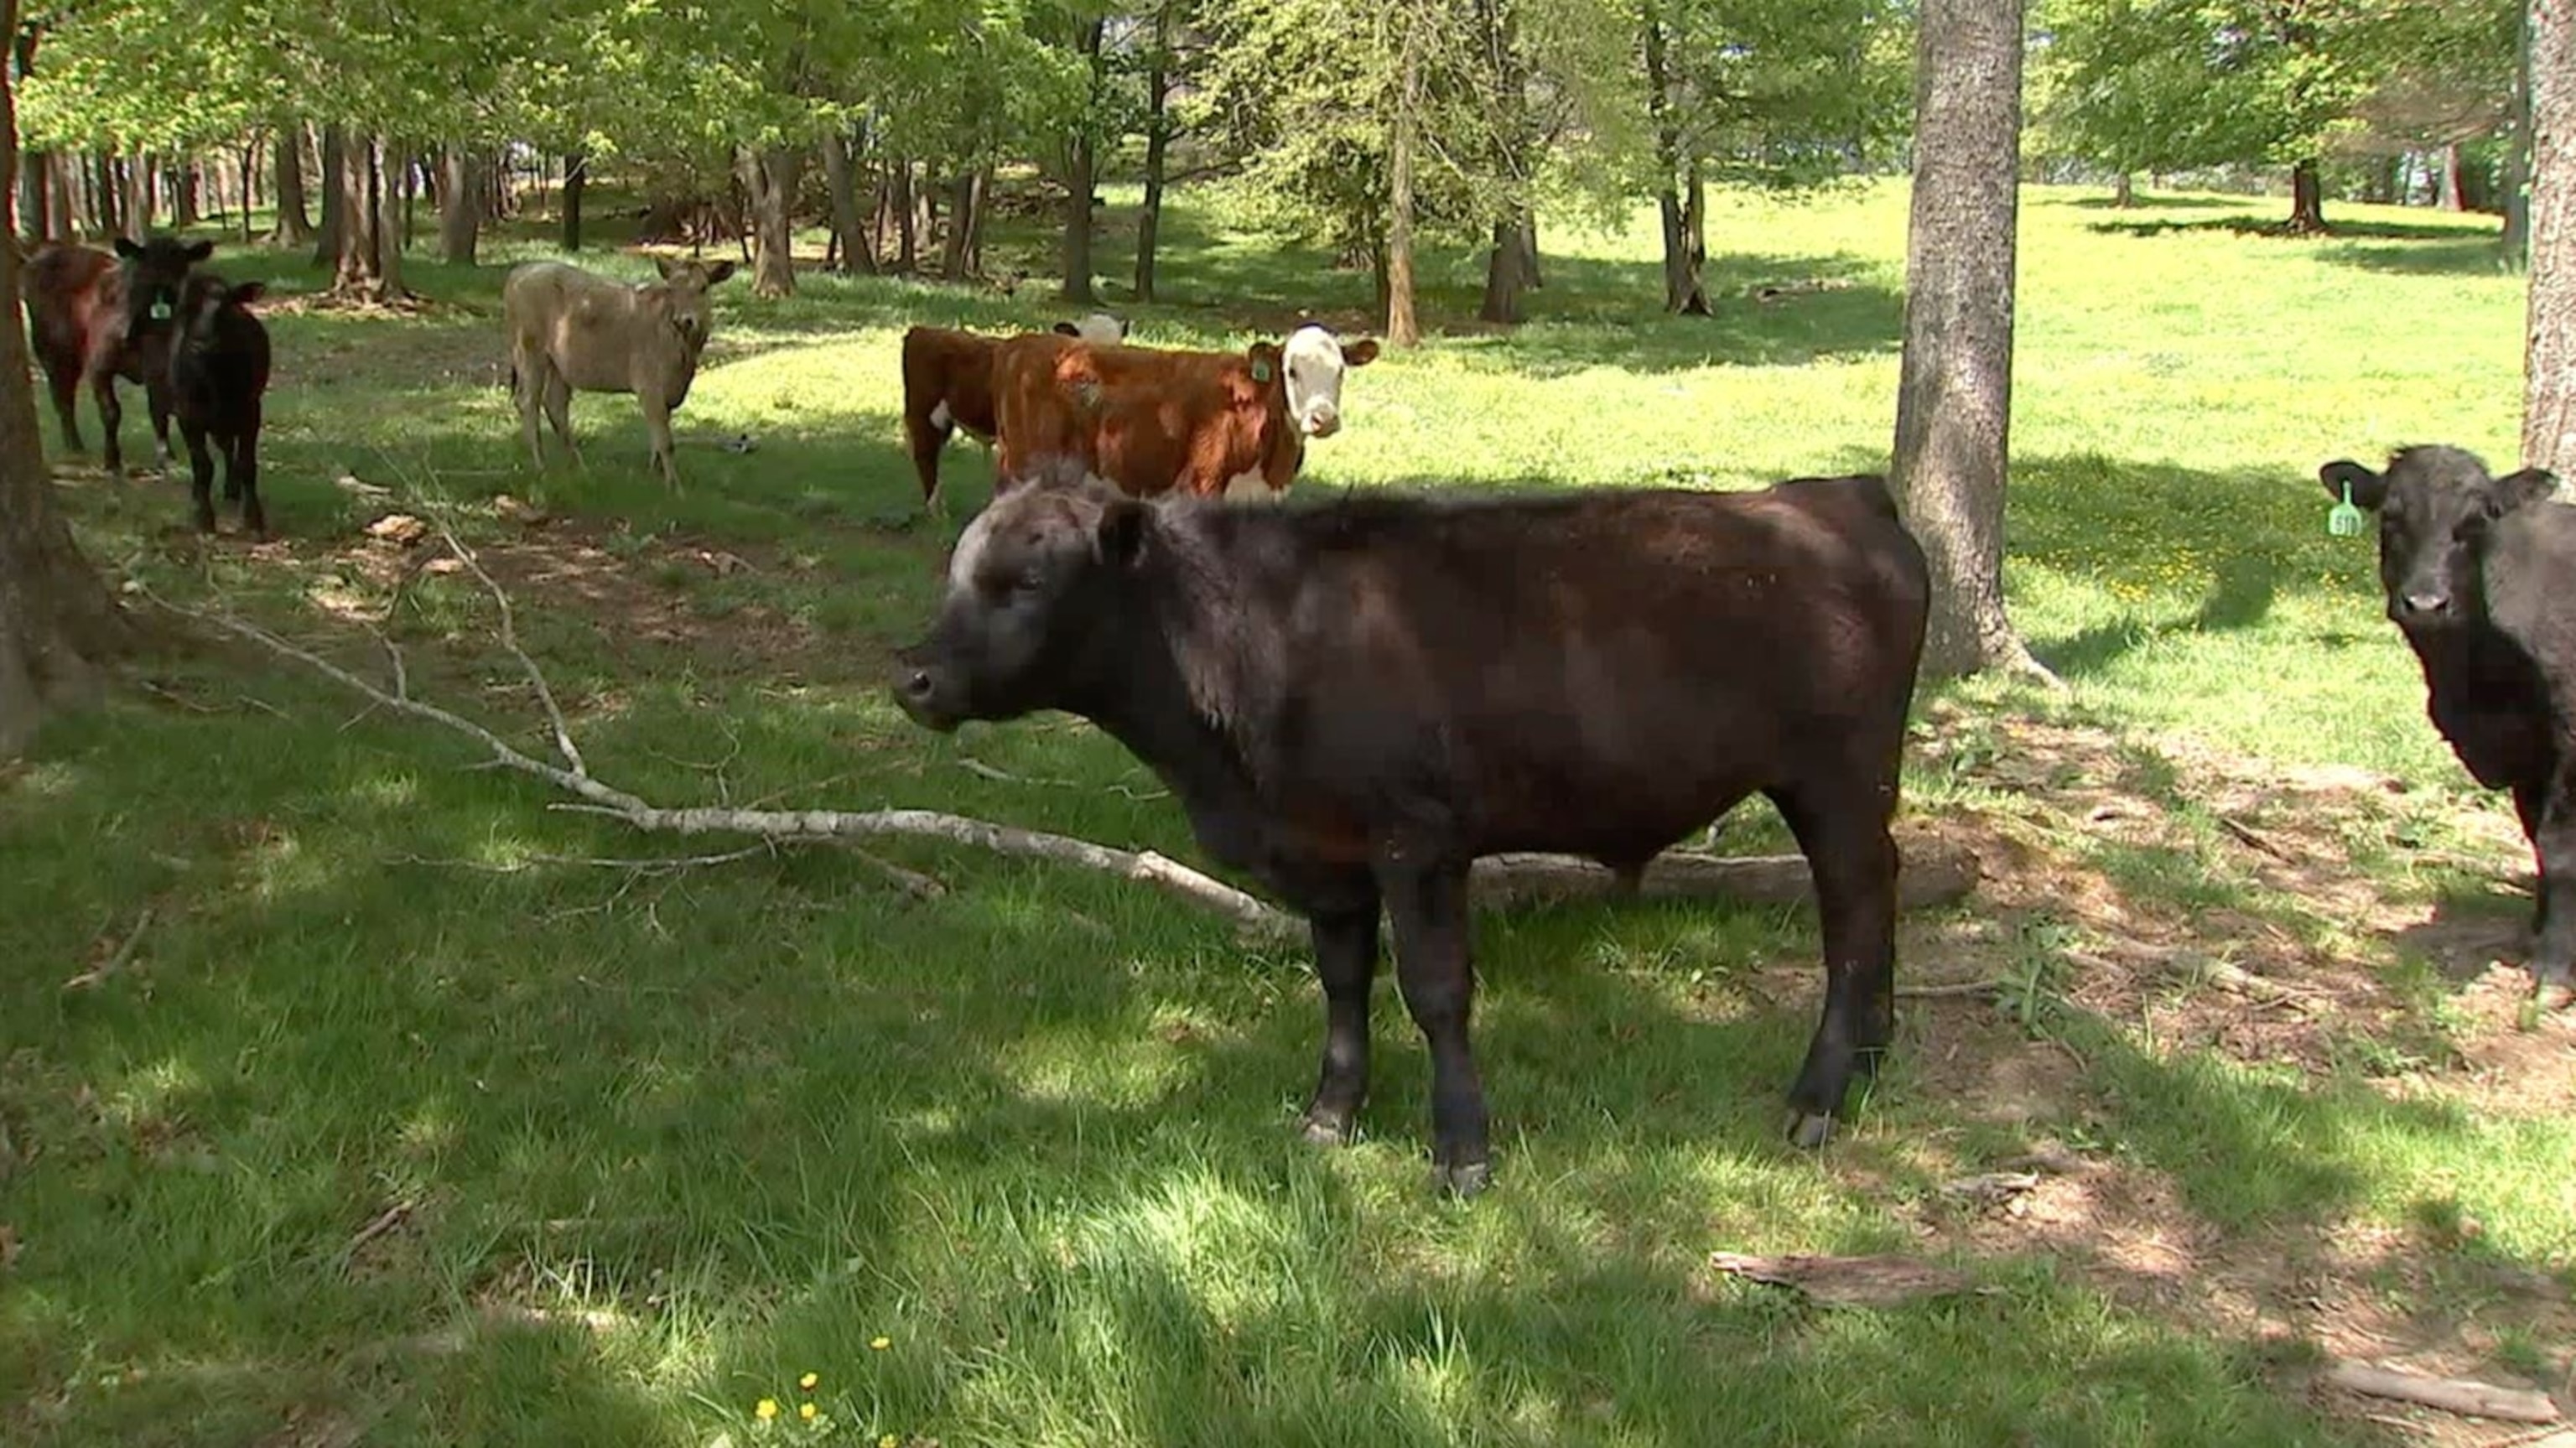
[{"left": 3, "top": 178, "right": 2572, "bottom": 1448}]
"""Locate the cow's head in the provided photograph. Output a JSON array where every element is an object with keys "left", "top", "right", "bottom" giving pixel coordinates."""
[
  {"left": 112, "top": 235, "right": 215, "bottom": 336},
  {"left": 647, "top": 256, "right": 737, "bottom": 356},
  {"left": 2319, "top": 444, "right": 2559, "bottom": 630},
  {"left": 174, "top": 274, "right": 264, "bottom": 349},
  {"left": 1249, "top": 322, "right": 1379, "bottom": 439},
  {"left": 893, "top": 455, "right": 1146, "bottom": 731},
  {"left": 1054, "top": 312, "right": 1129, "bottom": 345}
]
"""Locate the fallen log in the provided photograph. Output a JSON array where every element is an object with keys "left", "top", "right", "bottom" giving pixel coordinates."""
[
  {"left": 1472, "top": 830, "right": 1979, "bottom": 911},
  {"left": 2322, "top": 1360, "right": 2563, "bottom": 1424}
]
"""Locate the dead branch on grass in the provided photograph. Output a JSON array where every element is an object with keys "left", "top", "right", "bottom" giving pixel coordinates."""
[
  {"left": 2321, "top": 1359, "right": 2563, "bottom": 1424},
  {"left": 62, "top": 906, "right": 157, "bottom": 993}
]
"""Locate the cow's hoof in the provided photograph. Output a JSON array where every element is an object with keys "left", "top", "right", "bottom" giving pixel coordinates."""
[
  {"left": 1297, "top": 1109, "right": 1357, "bottom": 1146},
  {"left": 1785, "top": 1109, "right": 1836, "bottom": 1150},
  {"left": 2533, "top": 965, "right": 2575, "bottom": 1010},
  {"left": 1432, "top": 1159, "right": 1493, "bottom": 1199}
]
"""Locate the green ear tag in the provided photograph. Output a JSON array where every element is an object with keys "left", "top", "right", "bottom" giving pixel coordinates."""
[
  {"left": 148, "top": 298, "right": 173, "bottom": 321},
  {"left": 2327, "top": 482, "right": 2366, "bottom": 537},
  {"left": 1250, "top": 361, "right": 1271, "bottom": 384}
]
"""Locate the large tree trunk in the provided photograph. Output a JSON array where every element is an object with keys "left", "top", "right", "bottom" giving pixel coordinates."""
[
  {"left": 44, "top": 152, "right": 75, "bottom": 241},
  {"left": 2506, "top": 3, "right": 2536, "bottom": 262},
  {"left": 0, "top": 0, "right": 133, "bottom": 757},
  {"left": 121, "top": 153, "right": 151, "bottom": 234},
  {"left": 374, "top": 138, "right": 408, "bottom": 297},
  {"left": 2288, "top": 156, "right": 2327, "bottom": 232},
  {"left": 1480, "top": 217, "right": 1528, "bottom": 324},
  {"left": 1475, "top": 0, "right": 1533, "bottom": 325},
  {"left": 819, "top": 127, "right": 875, "bottom": 275},
  {"left": 1891, "top": 0, "right": 2045, "bottom": 682},
  {"left": 941, "top": 169, "right": 976, "bottom": 280},
  {"left": 2111, "top": 172, "right": 2134, "bottom": 206},
  {"left": 1642, "top": 2, "right": 1705, "bottom": 313},
  {"left": 2525, "top": 0, "right": 2576, "bottom": 474},
  {"left": 90, "top": 152, "right": 117, "bottom": 240},
  {"left": 330, "top": 132, "right": 384, "bottom": 299},
  {"left": 314, "top": 124, "right": 346, "bottom": 267},
  {"left": 1385, "top": 3, "right": 1425, "bottom": 346},
  {"left": 1135, "top": 1, "right": 1174, "bottom": 302},
  {"left": 438, "top": 145, "right": 480, "bottom": 265},
  {"left": 2438, "top": 143, "right": 2466, "bottom": 210},
  {"left": 173, "top": 163, "right": 199, "bottom": 226},
  {"left": 11, "top": 21, "right": 43, "bottom": 242},
  {"left": 740, "top": 145, "right": 799, "bottom": 298},
  {"left": 559, "top": 149, "right": 585, "bottom": 251},
  {"left": 1061, "top": 16, "right": 1108, "bottom": 304},
  {"left": 268, "top": 125, "right": 314, "bottom": 244}
]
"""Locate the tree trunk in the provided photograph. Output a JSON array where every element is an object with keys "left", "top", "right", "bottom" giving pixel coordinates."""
[
  {"left": 1643, "top": 1, "right": 1696, "bottom": 312},
  {"left": 1480, "top": 216, "right": 1526, "bottom": 324},
  {"left": 314, "top": 124, "right": 346, "bottom": 267},
  {"left": 942, "top": 168, "right": 975, "bottom": 280},
  {"left": 965, "top": 166, "right": 991, "bottom": 276},
  {"left": 375, "top": 138, "right": 408, "bottom": 297},
  {"left": 10, "top": 23, "right": 41, "bottom": 242},
  {"left": 121, "top": 153, "right": 151, "bottom": 234},
  {"left": 0, "top": 0, "right": 133, "bottom": 757},
  {"left": 438, "top": 145, "right": 480, "bottom": 265},
  {"left": 2440, "top": 143, "right": 2466, "bottom": 210},
  {"left": 267, "top": 125, "right": 313, "bottom": 245},
  {"left": 560, "top": 149, "right": 586, "bottom": 251},
  {"left": 1516, "top": 210, "right": 1542, "bottom": 288},
  {"left": 2288, "top": 156, "right": 2326, "bottom": 232},
  {"left": 892, "top": 157, "right": 917, "bottom": 272},
  {"left": 1475, "top": 0, "right": 1532, "bottom": 325},
  {"left": 2524, "top": 0, "right": 2576, "bottom": 474},
  {"left": 46, "top": 152, "right": 75, "bottom": 241},
  {"left": 2506, "top": 2, "right": 2536, "bottom": 262},
  {"left": 1678, "top": 163, "right": 1710, "bottom": 314},
  {"left": 174, "top": 163, "right": 199, "bottom": 226},
  {"left": 1891, "top": 0, "right": 2045, "bottom": 682},
  {"left": 1135, "top": 1, "right": 1173, "bottom": 303},
  {"left": 819, "top": 127, "right": 875, "bottom": 274},
  {"left": 2111, "top": 172, "right": 2134, "bottom": 206},
  {"left": 330, "top": 133, "right": 383, "bottom": 299},
  {"left": 91, "top": 153, "right": 117, "bottom": 239},
  {"left": 1386, "top": 3, "right": 1424, "bottom": 346},
  {"left": 1061, "top": 15, "right": 1108, "bottom": 304},
  {"left": 740, "top": 145, "right": 799, "bottom": 298}
]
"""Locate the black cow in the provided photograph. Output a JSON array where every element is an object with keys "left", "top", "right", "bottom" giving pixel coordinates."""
[
  {"left": 2319, "top": 444, "right": 2576, "bottom": 998},
  {"left": 891, "top": 462, "right": 1931, "bottom": 1195},
  {"left": 166, "top": 273, "right": 273, "bottom": 536}
]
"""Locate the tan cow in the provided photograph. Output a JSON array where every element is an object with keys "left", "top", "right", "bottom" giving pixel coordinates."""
[{"left": 502, "top": 256, "right": 738, "bottom": 488}]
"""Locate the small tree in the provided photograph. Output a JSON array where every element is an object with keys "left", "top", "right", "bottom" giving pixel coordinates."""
[{"left": 2524, "top": 0, "right": 2574, "bottom": 473}]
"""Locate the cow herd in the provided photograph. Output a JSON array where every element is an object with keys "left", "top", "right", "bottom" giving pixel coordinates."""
[{"left": 15, "top": 231, "right": 2573, "bottom": 1197}]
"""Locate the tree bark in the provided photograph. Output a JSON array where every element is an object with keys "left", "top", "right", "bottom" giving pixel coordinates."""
[
  {"left": 2525, "top": 0, "right": 2576, "bottom": 474},
  {"left": 0, "top": 0, "right": 133, "bottom": 757},
  {"left": 121, "top": 153, "right": 151, "bottom": 234},
  {"left": 1475, "top": 0, "right": 1532, "bottom": 325},
  {"left": 91, "top": 151, "right": 117, "bottom": 239},
  {"left": 1891, "top": 0, "right": 2047, "bottom": 682},
  {"left": 2111, "top": 172, "right": 2134, "bottom": 206},
  {"left": 891, "top": 156, "right": 917, "bottom": 272},
  {"left": 267, "top": 125, "right": 314, "bottom": 244},
  {"left": 1678, "top": 163, "right": 1710, "bottom": 314},
  {"left": 1516, "top": 210, "right": 1542, "bottom": 288},
  {"left": 330, "top": 132, "right": 384, "bottom": 299},
  {"left": 1643, "top": 0, "right": 1697, "bottom": 312},
  {"left": 1061, "top": 15, "right": 1108, "bottom": 304},
  {"left": 314, "top": 124, "right": 346, "bottom": 267},
  {"left": 436, "top": 145, "right": 480, "bottom": 264},
  {"left": 11, "top": 19, "right": 43, "bottom": 243},
  {"left": 941, "top": 168, "right": 976, "bottom": 280},
  {"left": 739, "top": 145, "right": 799, "bottom": 298},
  {"left": 1135, "top": 1, "right": 1174, "bottom": 302},
  {"left": 2506, "top": 3, "right": 2536, "bottom": 262},
  {"left": 818, "top": 127, "right": 875, "bottom": 274},
  {"left": 44, "top": 152, "right": 73, "bottom": 240},
  {"left": 2288, "top": 156, "right": 2326, "bottom": 232},
  {"left": 174, "top": 163, "right": 199, "bottom": 226},
  {"left": 1480, "top": 216, "right": 1527, "bottom": 323},
  {"left": 559, "top": 149, "right": 585, "bottom": 251},
  {"left": 1386, "top": 3, "right": 1425, "bottom": 346}
]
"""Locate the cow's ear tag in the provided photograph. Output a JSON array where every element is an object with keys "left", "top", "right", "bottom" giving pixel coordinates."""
[
  {"left": 2327, "top": 482, "right": 2366, "bottom": 537},
  {"left": 148, "top": 298, "right": 173, "bottom": 321},
  {"left": 1250, "top": 361, "right": 1271, "bottom": 384}
]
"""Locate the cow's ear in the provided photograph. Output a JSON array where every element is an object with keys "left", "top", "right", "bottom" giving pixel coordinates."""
[
  {"left": 1094, "top": 497, "right": 1148, "bottom": 568},
  {"left": 2491, "top": 466, "right": 2559, "bottom": 514},
  {"left": 113, "top": 237, "right": 143, "bottom": 259},
  {"left": 1053, "top": 320, "right": 1079, "bottom": 335},
  {"left": 1341, "top": 338, "right": 1380, "bottom": 366},
  {"left": 1246, "top": 342, "right": 1283, "bottom": 386},
  {"left": 231, "top": 282, "right": 266, "bottom": 308},
  {"left": 2319, "top": 459, "right": 2389, "bottom": 511},
  {"left": 184, "top": 240, "right": 215, "bottom": 262},
  {"left": 702, "top": 260, "right": 738, "bottom": 287},
  {"left": 652, "top": 255, "right": 679, "bottom": 280}
]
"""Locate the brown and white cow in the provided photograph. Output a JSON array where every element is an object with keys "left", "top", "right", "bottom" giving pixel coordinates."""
[
  {"left": 901, "top": 311, "right": 1128, "bottom": 513},
  {"left": 990, "top": 321, "right": 1379, "bottom": 503}
]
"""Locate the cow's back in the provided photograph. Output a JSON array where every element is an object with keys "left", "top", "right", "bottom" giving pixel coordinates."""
[
  {"left": 22, "top": 245, "right": 113, "bottom": 360},
  {"left": 905, "top": 326, "right": 1005, "bottom": 437},
  {"left": 995, "top": 336, "right": 1268, "bottom": 497},
  {"left": 507, "top": 262, "right": 655, "bottom": 393},
  {"left": 1204, "top": 480, "right": 1928, "bottom": 863}
]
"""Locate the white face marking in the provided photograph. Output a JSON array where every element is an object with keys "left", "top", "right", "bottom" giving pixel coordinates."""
[
  {"left": 948, "top": 506, "right": 1000, "bottom": 592},
  {"left": 1280, "top": 324, "right": 1348, "bottom": 437},
  {"left": 1070, "top": 312, "right": 1127, "bottom": 345}
]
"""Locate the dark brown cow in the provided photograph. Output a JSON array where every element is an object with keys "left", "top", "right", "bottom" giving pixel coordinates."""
[
  {"left": 901, "top": 312, "right": 1128, "bottom": 513},
  {"left": 21, "top": 235, "right": 213, "bottom": 474},
  {"left": 990, "top": 321, "right": 1379, "bottom": 502},
  {"left": 891, "top": 461, "right": 1931, "bottom": 1196},
  {"left": 168, "top": 272, "right": 273, "bottom": 536}
]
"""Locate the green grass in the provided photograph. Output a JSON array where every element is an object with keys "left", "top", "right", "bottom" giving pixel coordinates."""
[{"left": 5, "top": 179, "right": 2570, "bottom": 1445}]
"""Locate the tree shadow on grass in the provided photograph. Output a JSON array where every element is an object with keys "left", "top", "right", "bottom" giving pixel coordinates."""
[{"left": 2064, "top": 194, "right": 2249, "bottom": 213}]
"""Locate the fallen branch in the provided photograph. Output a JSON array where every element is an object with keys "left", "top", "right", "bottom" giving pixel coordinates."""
[
  {"left": 62, "top": 906, "right": 157, "bottom": 993},
  {"left": 1471, "top": 831, "right": 1979, "bottom": 911},
  {"left": 432, "top": 518, "right": 586, "bottom": 778},
  {"left": 1706, "top": 1250, "right": 1988, "bottom": 1308},
  {"left": 2322, "top": 1360, "right": 2562, "bottom": 1424}
]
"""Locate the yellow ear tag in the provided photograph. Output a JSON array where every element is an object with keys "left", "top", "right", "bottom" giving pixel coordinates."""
[
  {"left": 1250, "top": 361, "right": 1271, "bottom": 384},
  {"left": 2327, "top": 482, "right": 2366, "bottom": 537}
]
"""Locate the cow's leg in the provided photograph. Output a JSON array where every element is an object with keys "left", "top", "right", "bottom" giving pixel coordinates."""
[
  {"left": 145, "top": 380, "right": 174, "bottom": 475},
  {"left": 512, "top": 355, "right": 548, "bottom": 468},
  {"left": 91, "top": 369, "right": 125, "bottom": 475},
  {"left": 1768, "top": 775, "right": 1901, "bottom": 1149},
  {"left": 179, "top": 418, "right": 218, "bottom": 532},
  {"left": 40, "top": 353, "right": 83, "bottom": 453},
  {"left": 231, "top": 405, "right": 267, "bottom": 537},
  {"left": 2514, "top": 776, "right": 2549, "bottom": 944},
  {"left": 906, "top": 407, "right": 952, "bottom": 514},
  {"left": 640, "top": 390, "right": 678, "bottom": 489},
  {"left": 2528, "top": 756, "right": 2576, "bottom": 1000},
  {"left": 1379, "top": 858, "right": 1490, "bottom": 1196},
  {"left": 541, "top": 373, "right": 582, "bottom": 469},
  {"left": 1300, "top": 890, "right": 1384, "bottom": 1145}
]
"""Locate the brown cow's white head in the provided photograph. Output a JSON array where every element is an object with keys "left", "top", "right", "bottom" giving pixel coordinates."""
[
  {"left": 1053, "top": 312, "right": 1130, "bottom": 345},
  {"left": 1249, "top": 322, "right": 1379, "bottom": 439},
  {"left": 648, "top": 256, "right": 739, "bottom": 356}
]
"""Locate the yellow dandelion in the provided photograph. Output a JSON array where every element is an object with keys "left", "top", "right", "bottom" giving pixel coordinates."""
[
  {"left": 870, "top": 1336, "right": 891, "bottom": 1351},
  {"left": 879, "top": 1435, "right": 900, "bottom": 1448},
  {"left": 800, "top": 1403, "right": 819, "bottom": 1422},
  {"left": 756, "top": 1399, "right": 780, "bottom": 1421},
  {"left": 799, "top": 1372, "right": 819, "bottom": 1391}
]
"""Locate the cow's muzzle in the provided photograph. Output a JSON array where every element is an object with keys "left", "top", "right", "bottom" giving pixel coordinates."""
[
  {"left": 1301, "top": 408, "right": 1342, "bottom": 439},
  {"left": 891, "top": 649, "right": 964, "bottom": 732}
]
